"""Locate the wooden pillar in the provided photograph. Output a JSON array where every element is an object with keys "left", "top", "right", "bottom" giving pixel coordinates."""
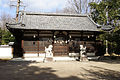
[
  {"left": 67, "top": 31, "right": 69, "bottom": 55},
  {"left": 81, "top": 31, "right": 83, "bottom": 44},
  {"left": 94, "top": 32, "right": 97, "bottom": 56},
  {"left": 21, "top": 30, "right": 24, "bottom": 49},
  {"left": 21, "top": 40, "right": 24, "bottom": 49},
  {"left": 67, "top": 31, "right": 69, "bottom": 43},
  {"left": 21, "top": 40, "right": 24, "bottom": 58},
  {"left": 52, "top": 31, "right": 55, "bottom": 56},
  {"left": 37, "top": 31, "right": 39, "bottom": 57}
]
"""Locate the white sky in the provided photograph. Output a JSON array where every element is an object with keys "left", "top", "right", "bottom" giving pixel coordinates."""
[
  {"left": 0, "top": 0, "right": 1, "bottom": 6},
  {"left": 0, "top": 0, "right": 68, "bottom": 17},
  {"left": 23, "top": 0, "right": 68, "bottom": 12}
]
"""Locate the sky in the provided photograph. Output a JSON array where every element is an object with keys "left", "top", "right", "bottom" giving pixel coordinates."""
[{"left": 0, "top": 0, "right": 68, "bottom": 17}]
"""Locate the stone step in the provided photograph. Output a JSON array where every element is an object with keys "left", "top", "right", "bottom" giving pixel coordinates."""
[
  {"left": 44, "top": 57, "right": 53, "bottom": 62},
  {"left": 88, "top": 56, "right": 100, "bottom": 60},
  {"left": 80, "top": 57, "right": 89, "bottom": 61}
]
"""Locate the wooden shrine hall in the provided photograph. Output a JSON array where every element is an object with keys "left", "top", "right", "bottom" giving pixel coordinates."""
[{"left": 6, "top": 12, "right": 104, "bottom": 60}]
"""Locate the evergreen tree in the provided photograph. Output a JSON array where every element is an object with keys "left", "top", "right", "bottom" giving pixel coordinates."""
[
  {"left": 0, "top": 27, "right": 15, "bottom": 45},
  {"left": 90, "top": 0, "right": 120, "bottom": 54},
  {"left": 89, "top": 0, "right": 120, "bottom": 26}
]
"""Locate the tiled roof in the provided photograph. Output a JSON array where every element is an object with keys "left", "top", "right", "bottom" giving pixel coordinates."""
[{"left": 7, "top": 12, "right": 99, "bottom": 31}]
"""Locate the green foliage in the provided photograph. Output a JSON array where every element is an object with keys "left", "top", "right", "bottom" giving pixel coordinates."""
[
  {"left": 89, "top": 0, "right": 120, "bottom": 26},
  {"left": 112, "top": 29, "right": 120, "bottom": 54},
  {"left": 0, "top": 28, "right": 15, "bottom": 45},
  {"left": 89, "top": 2, "right": 107, "bottom": 25},
  {"left": 90, "top": 0, "right": 120, "bottom": 54}
]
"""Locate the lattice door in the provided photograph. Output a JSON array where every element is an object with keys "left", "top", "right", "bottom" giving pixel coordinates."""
[
  {"left": 23, "top": 39, "right": 52, "bottom": 53},
  {"left": 23, "top": 41, "right": 38, "bottom": 53},
  {"left": 54, "top": 42, "right": 68, "bottom": 56}
]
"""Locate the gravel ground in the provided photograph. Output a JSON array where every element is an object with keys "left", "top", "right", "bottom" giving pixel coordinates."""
[{"left": 0, "top": 60, "right": 120, "bottom": 80}]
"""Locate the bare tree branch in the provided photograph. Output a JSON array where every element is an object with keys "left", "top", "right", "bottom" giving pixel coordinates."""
[
  {"left": 58, "top": 0, "right": 102, "bottom": 14},
  {"left": 0, "top": 12, "right": 11, "bottom": 30}
]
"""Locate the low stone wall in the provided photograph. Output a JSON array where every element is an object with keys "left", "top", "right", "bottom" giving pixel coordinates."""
[
  {"left": 24, "top": 53, "right": 79, "bottom": 58},
  {"left": 0, "top": 45, "right": 13, "bottom": 59},
  {"left": 69, "top": 53, "right": 96, "bottom": 57}
]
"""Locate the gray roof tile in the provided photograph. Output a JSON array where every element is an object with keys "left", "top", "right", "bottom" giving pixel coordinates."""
[{"left": 7, "top": 12, "right": 99, "bottom": 31}]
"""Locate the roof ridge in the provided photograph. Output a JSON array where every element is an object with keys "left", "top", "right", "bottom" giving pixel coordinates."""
[{"left": 23, "top": 12, "right": 88, "bottom": 17}]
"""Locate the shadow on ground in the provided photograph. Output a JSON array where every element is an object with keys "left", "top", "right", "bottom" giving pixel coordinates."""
[
  {"left": 0, "top": 60, "right": 120, "bottom": 80},
  {"left": 98, "top": 60, "right": 120, "bottom": 64},
  {"left": 81, "top": 65, "right": 120, "bottom": 80},
  {"left": 95, "top": 59, "right": 120, "bottom": 64},
  {"left": 0, "top": 61, "right": 82, "bottom": 80}
]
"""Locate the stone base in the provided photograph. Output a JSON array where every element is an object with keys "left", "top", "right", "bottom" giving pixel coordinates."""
[
  {"left": 80, "top": 57, "right": 89, "bottom": 61},
  {"left": 53, "top": 57, "right": 76, "bottom": 61},
  {"left": 43, "top": 57, "right": 53, "bottom": 62}
]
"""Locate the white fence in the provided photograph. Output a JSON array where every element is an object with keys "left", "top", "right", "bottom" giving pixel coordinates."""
[{"left": 0, "top": 45, "right": 13, "bottom": 59}]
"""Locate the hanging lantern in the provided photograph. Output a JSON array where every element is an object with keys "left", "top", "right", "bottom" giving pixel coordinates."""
[
  {"left": 33, "top": 35, "right": 36, "bottom": 38},
  {"left": 88, "top": 36, "right": 90, "bottom": 38}
]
